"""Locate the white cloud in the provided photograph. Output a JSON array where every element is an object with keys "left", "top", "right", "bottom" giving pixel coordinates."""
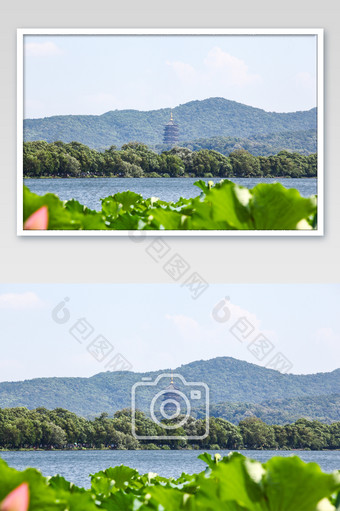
[
  {"left": 163, "top": 303, "right": 279, "bottom": 372},
  {"left": 0, "top": 359, "right": 25, "bottom": 381},
  {"left": 25, "top": 41, "right": 62, "bottom": 57},
  {"left": 215, "top": 299, "right": 262, "bottom": 330},
  {"left": 295, "top": 71, "right": 314, "bottom": 90},
  {"left": 166, "top": 61, "right": 196, "bottom": 83},
  {"left": 210, "top": 297, "right": 279, "bottom": 350},
  {"left": 0, "top": 359, "right": 24, "bottom": 370},
  {"left": 0, "top": 292, "right": 45, "bottom": 310},
  {"left": 166, "top": 301, "right": 276, "bottom": 347},
  {"left": 166, "top": 314, "right": 201, "bottom": 339},
  {"left": 24, "top": 99, "right": 45, "bottom": 119},
  {"left": 204, "top": 46, "right": 261, "bottom": 86},
  {"left": 314, "top": 327, "right": 340, "bottom": 348},
  {"left": 166, "top": 47, "right": 261, "bottom": 92},
  {"left": 82, "top": 92, "right": 117, "bottom": 105},
  {"left": 80, "top": 92, "right": 124, "bottom": 113}
]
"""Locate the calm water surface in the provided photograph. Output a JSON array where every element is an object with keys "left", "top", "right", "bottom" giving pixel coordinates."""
[
  {"left": 24, "top": 177, "right": 317, "bottom": 212},
  {"left": 1, "top": 449, "right": 338, "bottom": 488}
]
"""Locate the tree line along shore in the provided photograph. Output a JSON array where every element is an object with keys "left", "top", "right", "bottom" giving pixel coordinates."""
[
  {"left": 0, "top": 407, "right": 338, "bottom": 451},
  {"left": 23, "top": 141, "right": 317, "bottom": 179}
]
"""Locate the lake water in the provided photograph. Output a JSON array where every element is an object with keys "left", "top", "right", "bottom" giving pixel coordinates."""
[
  {"left": 24, "top": 177, "right": 318, "bottom": 212},
  {"left": 0, "top": 449, "right": 338, "bottom": 488}
]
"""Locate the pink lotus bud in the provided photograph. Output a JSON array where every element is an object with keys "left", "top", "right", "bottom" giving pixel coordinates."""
[
  {"left": 24, "top": 206, "right": 48, "bottom": 230},
  {"left": 0, "top": 483, "right": 29, "bottom": 511}
]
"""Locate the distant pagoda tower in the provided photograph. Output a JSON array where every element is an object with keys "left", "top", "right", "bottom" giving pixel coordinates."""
[
  {"left": 162, "top": 373, "right": 181, "bottom": 418},
  {"left": 163, "top": 111, "right": 179, "bottom": 146}
]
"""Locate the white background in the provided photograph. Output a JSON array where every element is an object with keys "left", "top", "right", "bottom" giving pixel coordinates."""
[{"left": 0, "top": 0, "right": 339, "bottom": 283}]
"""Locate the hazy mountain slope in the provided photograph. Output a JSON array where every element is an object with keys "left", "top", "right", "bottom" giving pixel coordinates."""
[
  {"left": 23, "top": 97, "right": 317, "bottom": 150},
  {"left": 170, "top": 129, "right": 317, "bottom": 157},
  {"left": 0, "top": 357, "right": 338, "bottom": 420}
]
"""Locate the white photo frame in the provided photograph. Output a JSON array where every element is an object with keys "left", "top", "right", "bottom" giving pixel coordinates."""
[{"left": 17, "top": 28, "right": 324, "bottom": 236}]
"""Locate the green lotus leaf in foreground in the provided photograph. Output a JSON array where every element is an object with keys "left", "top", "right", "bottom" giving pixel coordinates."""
[
  {"left": 23, "top": 179, "right": 317, "bottom": 231},
  {"left": 0, "top": 453, "right": 339, "bottom": 510}
]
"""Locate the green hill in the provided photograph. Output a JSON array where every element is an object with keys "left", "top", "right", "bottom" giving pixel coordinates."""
[
  {"left": 23, "top": 97, "right": 317, "bottom": 150},
  {"left": 0, "top": 357, "right": 338, "bottom": 421}
]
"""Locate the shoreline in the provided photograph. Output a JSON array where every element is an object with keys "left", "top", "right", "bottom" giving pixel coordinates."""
[
  {"left": 23, "top": 175, "right": 316, "bottom": 180},
  {"left": 1, "top": 447, "right": 338, "bottom": 452}
]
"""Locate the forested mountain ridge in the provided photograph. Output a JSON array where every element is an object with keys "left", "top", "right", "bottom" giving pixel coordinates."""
[
  {"left": 0, "top": 357, "right": 338, "bottom": 421},
  {"left": 23, "top": 97, "right": 317, "bottom": 150}
]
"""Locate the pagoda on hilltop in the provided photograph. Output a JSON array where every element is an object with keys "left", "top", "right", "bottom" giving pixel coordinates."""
[
  {"left": 163, "top": 111, "right": 179, "bottom": 146},
  {"left": 162, "top": 374, "right": 181, "bottom": 418}
]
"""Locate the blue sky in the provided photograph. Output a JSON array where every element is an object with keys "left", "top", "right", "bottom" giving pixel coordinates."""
[
  {"left": 23, "top": 34, "right": 317, "bottom": 118},
  {"left": 0, "top": 284, "right": 338, "bottom": 382}
]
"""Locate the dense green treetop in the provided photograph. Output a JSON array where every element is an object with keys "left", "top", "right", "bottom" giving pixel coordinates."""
[
  {"left": 23, "top": 140, "right": 317, "bottom": 178},
  {"left": 196, "top": 395, "right": 340, "bottom": 425},
  {"left": 0, "top": 406, "right": 339, "bottom": 451}
]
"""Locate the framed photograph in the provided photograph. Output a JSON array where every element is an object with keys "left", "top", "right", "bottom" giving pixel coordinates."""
[{"left": 17, "top": 28, "right": 323, "bottom": 236}]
